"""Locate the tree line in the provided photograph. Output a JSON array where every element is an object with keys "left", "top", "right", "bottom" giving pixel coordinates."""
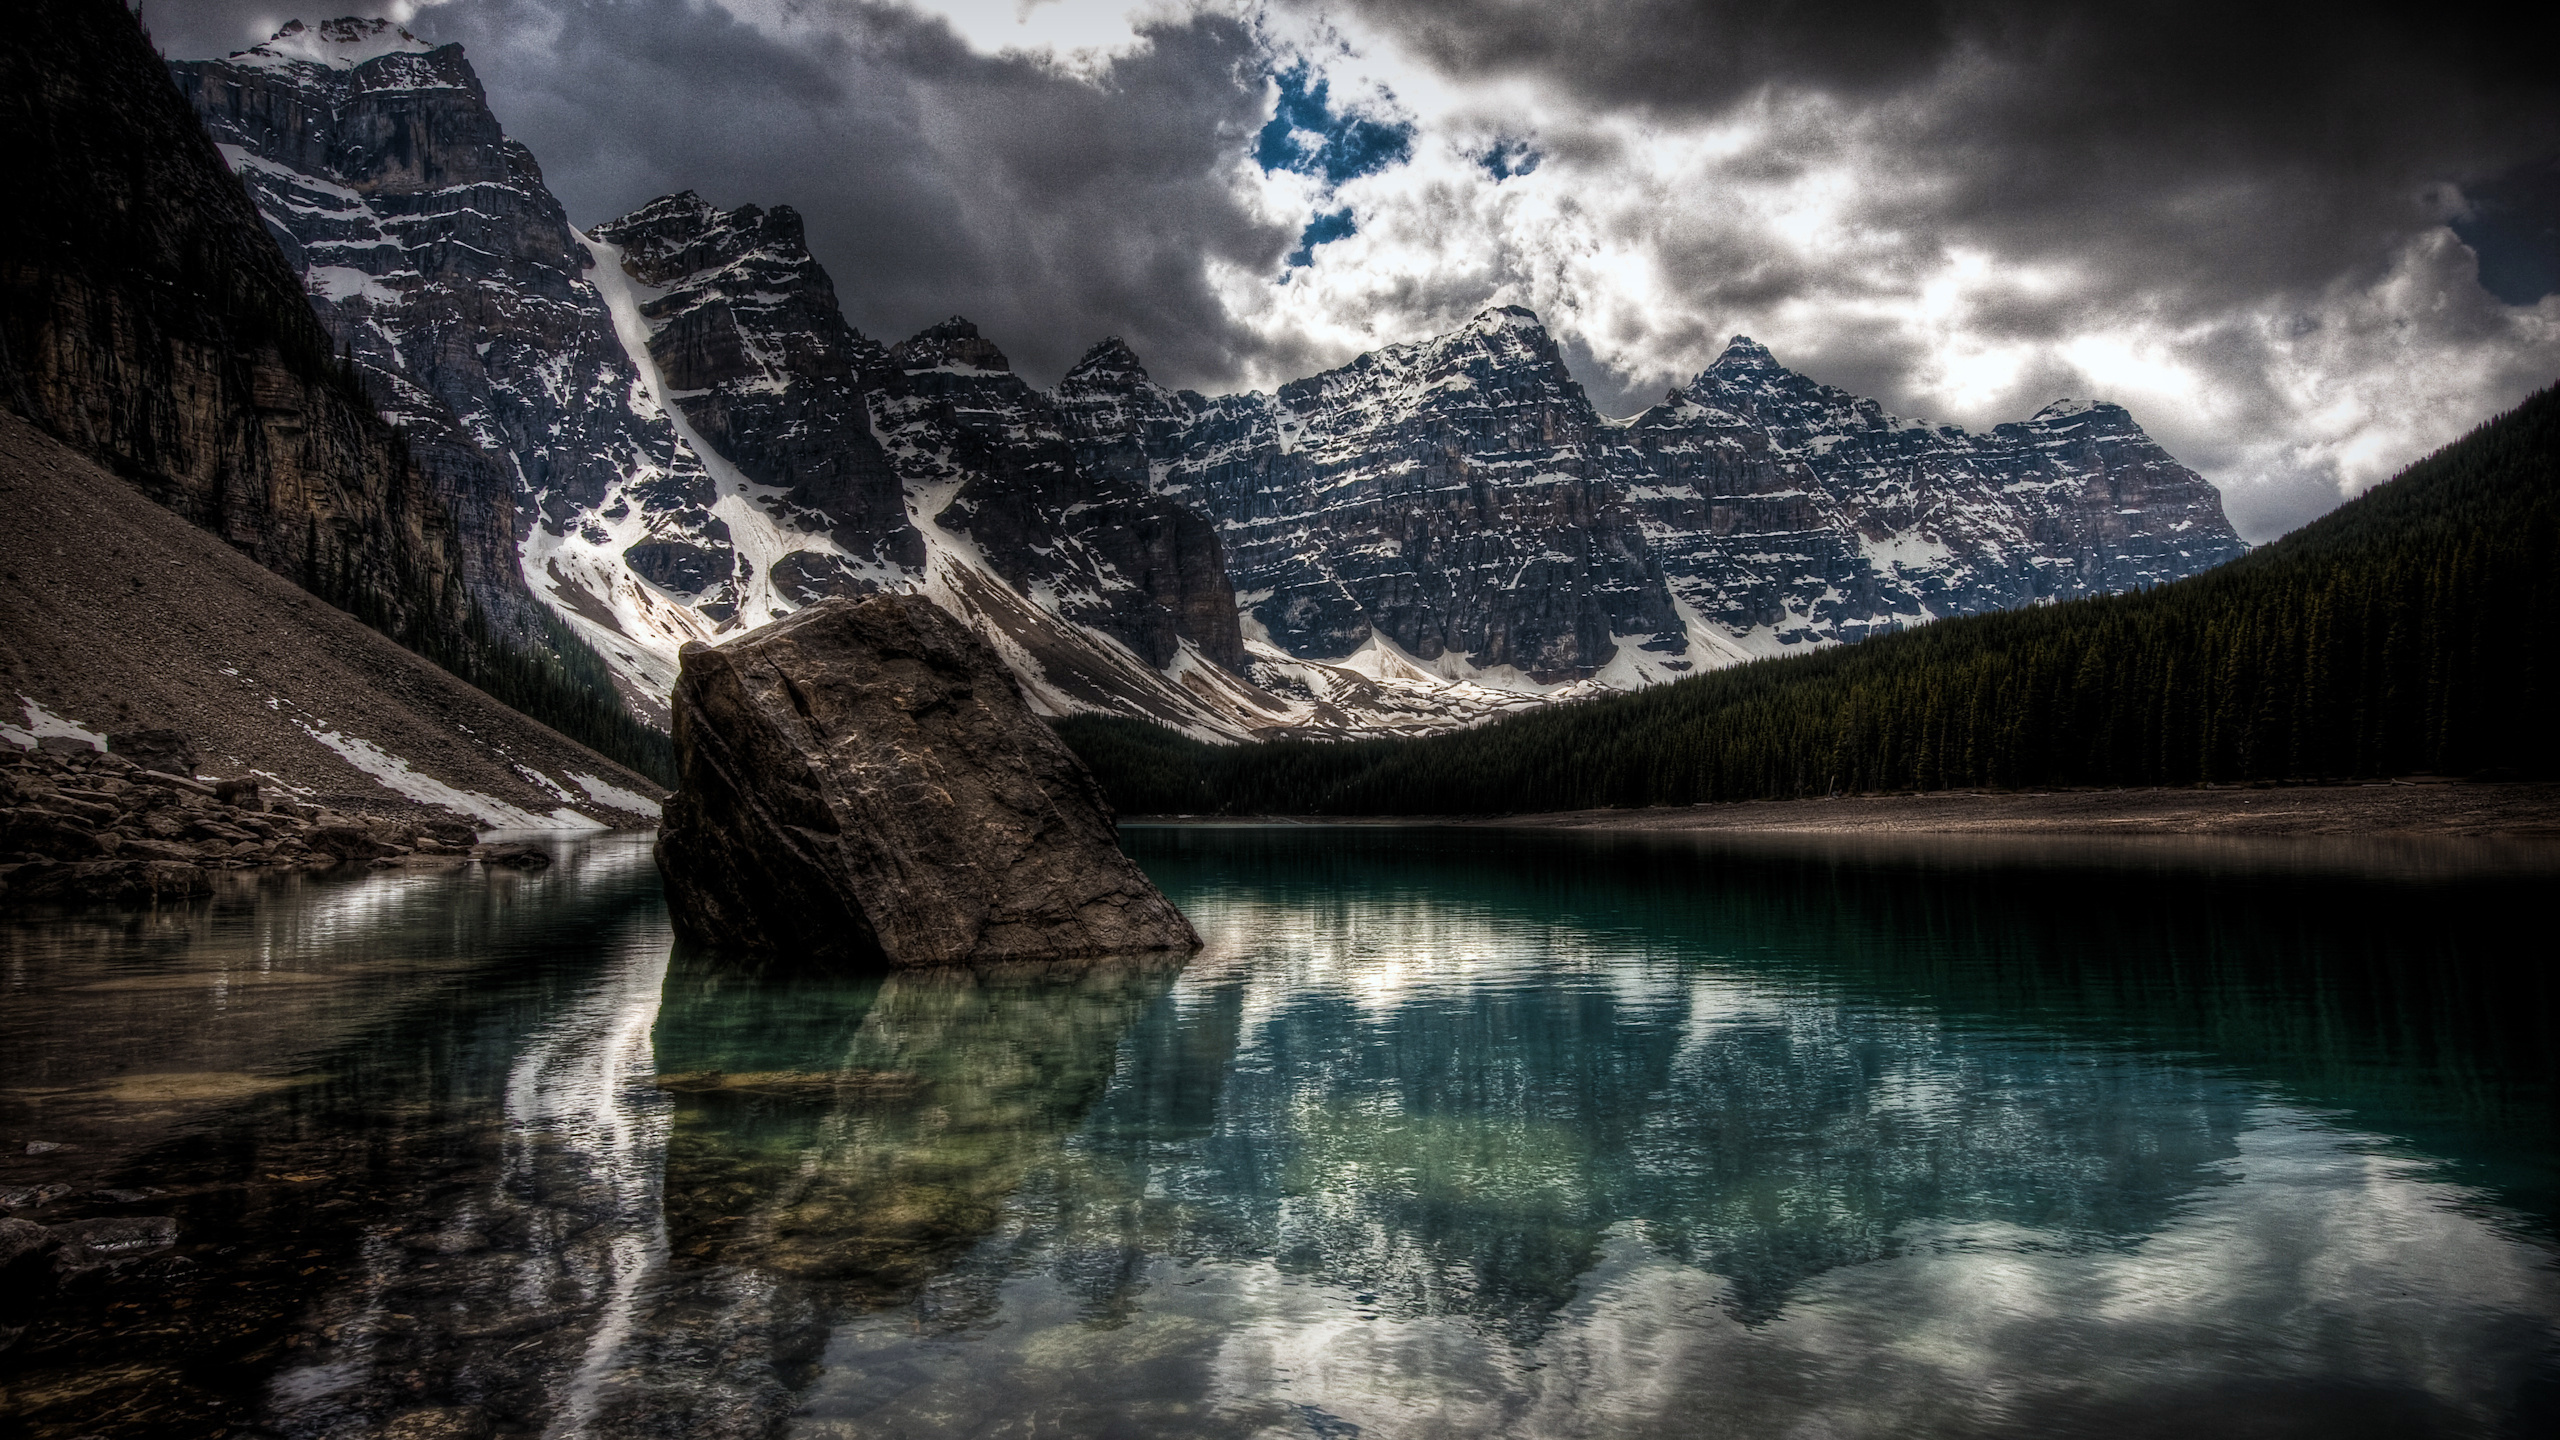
[{"left": 1057, "top": 383, "right": 2558, "bottom": 815}]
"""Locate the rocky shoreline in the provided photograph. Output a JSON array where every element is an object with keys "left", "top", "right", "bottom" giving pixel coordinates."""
[
  {"left": 1126, "top": 781, "right": 2560, "bottom": 841},
  {"left": 1, "top": 738, "right": 562, "bottom": 907}
]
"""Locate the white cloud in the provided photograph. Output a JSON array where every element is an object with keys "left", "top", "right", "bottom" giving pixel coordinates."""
[{"left": 1196, "top": 6, "right": 2560, "bottom": 538}]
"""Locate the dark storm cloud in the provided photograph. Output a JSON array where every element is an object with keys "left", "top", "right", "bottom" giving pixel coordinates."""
[
  {"left": 2456, "top": 158, "right": 2560, "bottom": 306},
  {"left": 1346, "top": 0, "right": 2559, "bottom": 309},
  {"left": 498, "top": 0, "right": 1299, "bottom": 386},
  {"left": 1325, "top": 0, "right": 2558, "bottom": 534},
  {"left": 149, "top": 0, "right": 1297, "bottom": 386}
]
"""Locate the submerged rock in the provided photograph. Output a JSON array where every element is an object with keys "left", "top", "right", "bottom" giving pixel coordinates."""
[
  {"left": 4, "top": 858, "right": 211, "bottom": 905},
  {"left": 47, "top": 1214, "right": 176, "bottom": 1280},
  {"left": 0, "top": 1217, "right": 49, "bottom": 1272},
  {"left": 656, "top": 594, "right": 1200, "bottom": 965}
]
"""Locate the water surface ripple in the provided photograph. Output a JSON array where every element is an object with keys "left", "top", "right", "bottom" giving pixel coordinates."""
[{"left": 0, "top": 826, "right": 2552, "bottom": 1439}]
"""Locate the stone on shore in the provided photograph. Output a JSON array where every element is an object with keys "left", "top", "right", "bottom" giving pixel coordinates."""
[
  {"left": 654, "top": 594, "right": 1200, "bottom": 965},
  {"left": 0, "top": 738, "right": 557, "bottom": 905},
  {"left": 106, "top": 729, "right": 196, "bottom": 776}
]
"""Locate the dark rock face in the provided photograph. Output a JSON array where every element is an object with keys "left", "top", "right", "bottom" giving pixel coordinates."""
[
  {"left": 589, "top": 193, "right": 921, "bottom": 576},
  {"left": 586, "top": 193, "right": 1243, "bottom": 675},
  {"left": 106, "top": 730, "right": 197, "bottom": 777},
  {"left": 0, "top": 1216, "right": 47, "bottom": 1273},
  {"left": 1618, "top": 337, "right": 2252, "bottom": 646},
  {"left": 169, "top": 20, "right": 700, "bottom": 643},
  {"left": 1060, "top": 307, "right": 1682, "bottom": 681},
  {"left": 622, "top": 539, "right": 731, "bottom": 595},
  {"left": 656, "top": 595, "right": 1199, "bottom": 965},
  {"left": 0, "top": 0, "right": 471, "bottom": 646},
  {"left": 875, "top": 319, "right": 1246, "bottom": 672}
]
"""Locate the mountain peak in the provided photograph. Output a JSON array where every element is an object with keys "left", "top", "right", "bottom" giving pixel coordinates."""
[
  {"left": 610, "top": 190, "right": 717, "bottom": 226},
  {"left": 1065, "top": 337, "right": 1150, "bottom": 385},
  {"left": 2031, "top": 397, "right": 2120, "bottom": 423},
  {"left": 892, "top": 317, "right": 1009, "bottom": 373},
  {"left": 1461, "top": 304, "right": 1546, "bottom": 335},
  {"left": 1706, "top": 335, "right": 1780, "bottom": 371},
  {"left": 235, "top": 17, "right": 433, "bottom": 70}
]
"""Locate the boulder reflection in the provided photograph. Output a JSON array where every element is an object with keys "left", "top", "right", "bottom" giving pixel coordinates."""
[
  {"left": 651, "top": 947, "right": 1181, "bottom": 1295},
  {"left": 566, "top": 949, "right": 1183, "bottom": 1433}
]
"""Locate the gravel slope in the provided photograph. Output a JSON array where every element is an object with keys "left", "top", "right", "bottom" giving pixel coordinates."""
[{"left": 0, "top": 413, "right": 661, "bottom": 827}]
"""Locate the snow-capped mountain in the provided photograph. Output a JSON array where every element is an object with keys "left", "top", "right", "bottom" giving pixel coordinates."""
[
  {"left": 173, "top": 24, "right": 1273, "bottom": 737},
  {"left": 579, "top": 192, "right": 1282, "bottom": 733},
  {"left": 584, "top": 193, "right": 921, "bottom": 598},
  {"left": 173, "top": 17, "right": 692, "bottom": 659},
  {"left": 1619, "top": 338, "right": 2251, "bottom": 652},
  {"left": 1059, "top": 308, "right": 2245, "bottom": 687},
  {"left": 174, "top": 20, "right": 2249, "bottom": 742},
  {"left": 1060, "top": 308, "right": 1693, "bottom": 691}
]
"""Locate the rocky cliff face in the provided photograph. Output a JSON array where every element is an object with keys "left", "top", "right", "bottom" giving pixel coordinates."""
[
  {"left": 580, "top": 193, "right": 1246, "bottom": 704},
  {"left": 587, "top": 191, "right": 1240, "bottom": 672},
  {"left": 172, "top": 19, "right": 1258, "bottom": 736},
  {"left": 170, "top": 18, "right": 692, "bottom": 646},
  {"left": 589, "top": 192, "right": 919, "bottom": 595},
  {"left": 1064, "top": 313, "right": 2248, "bottom": 680},
  {"left": 1, "top": 3, "right": 468, "bottom": 647},
  {"left": 656, "top": 595, "right": 1199, "bottom": 965},
  {"left": 872, "top": 317, "right": 1243, "bottom": 672},
  {"left": 1064, "top": 308, "right": 1684, "bottom": 685},
  {"left": 1619, "top": 337, "right": 2251, "bottom": 650}
]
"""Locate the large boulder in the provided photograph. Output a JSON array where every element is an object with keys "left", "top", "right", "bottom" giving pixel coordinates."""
[
  {"left": 655, "top": 595, "right": 1199, "bottom": 965},
  {"left": 106, "top": 729, "right": 196, "bottom": 776}
]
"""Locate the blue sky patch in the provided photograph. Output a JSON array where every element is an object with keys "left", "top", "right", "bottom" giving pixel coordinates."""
[
  {"left": 1287, "top": 208, "right": 1358, "bottom": 269},
  {"left": 1481, "top": 139, "right": 1541, "bottom": 182},
  {"left": 1256, "top": 65, "right": 1414, "bottom": 187},
  {"left": 2452, "top": 156, "right": 2560, "bottom": 305}
]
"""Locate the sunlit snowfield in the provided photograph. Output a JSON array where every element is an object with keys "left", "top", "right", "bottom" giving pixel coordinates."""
[{"left": 2, "top": 827, "right": 2554, "bottom": 1438}]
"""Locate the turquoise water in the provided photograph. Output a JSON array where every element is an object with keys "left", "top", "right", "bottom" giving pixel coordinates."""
[{"left": 1, "top": 827, "right": 2553, "bottom": 1438}]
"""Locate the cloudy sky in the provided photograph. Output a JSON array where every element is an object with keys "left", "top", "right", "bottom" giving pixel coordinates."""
[{"left": 151, "top": 1, "right": 2557, "bottom": 539}]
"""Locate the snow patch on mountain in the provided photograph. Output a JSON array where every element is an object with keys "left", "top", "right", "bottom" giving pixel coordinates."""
[
  {"left": 6, "top": 696, "right": 107, "bottom": 753},
  {"left": 231, "top": 17, "right": 433, "bottom": 71},
  {"left": 295, "top": 721, "right": 608, "bottom": 830},
  {"left": 568, "top": 233, "right": 1288, "bottom": 742}
]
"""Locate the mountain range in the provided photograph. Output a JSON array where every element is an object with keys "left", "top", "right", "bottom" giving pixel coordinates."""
[{"left": 165, "top": 17, "right": 2247, "bottom": 741}]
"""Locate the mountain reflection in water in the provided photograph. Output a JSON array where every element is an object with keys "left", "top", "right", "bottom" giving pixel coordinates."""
[{"left": 0, "top": 827, "right": 2552, "bottom": 1439}]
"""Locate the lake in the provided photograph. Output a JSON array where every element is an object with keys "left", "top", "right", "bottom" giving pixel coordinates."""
[{"left": 2, "top": 825, "right": 2554, "bottom": 1439}]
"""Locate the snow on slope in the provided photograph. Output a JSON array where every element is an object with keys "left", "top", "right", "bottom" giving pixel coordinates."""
[
  {"left": 177, "top": 26, "right": 2244, "bottom": 747},
  {"left": 568, "top": 235, "right": 1300, "bottom": 741},
  {"left": 229, "top": 17, "right": 433, "bottom": 70}
]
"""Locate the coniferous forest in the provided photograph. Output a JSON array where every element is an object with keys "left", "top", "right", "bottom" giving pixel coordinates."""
[{"left": 1058, "top": 383, "right": 2559, "bottom": 815}]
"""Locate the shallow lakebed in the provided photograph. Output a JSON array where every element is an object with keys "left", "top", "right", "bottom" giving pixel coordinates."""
[{"left": 2, "top": 826, "right": 2555, "bottom": 1438}]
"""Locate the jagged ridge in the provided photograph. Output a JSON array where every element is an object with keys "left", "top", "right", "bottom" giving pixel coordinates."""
[{"left": 168, "top": 17, "right": 2248, "bottom": 745}]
